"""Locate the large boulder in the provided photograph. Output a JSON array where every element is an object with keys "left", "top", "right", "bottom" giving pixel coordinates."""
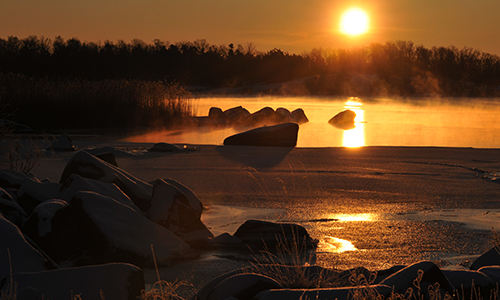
[
  {"left": 223, "top": 123, "right": 299, "bottom": 147},
  {"left": 0, "top": 215, "right": 55, "bottom": 281},
  {"left": 291, "top": 108, "right": 309, "bottom": 124},
  {"left": 328, "top": 109, "right": 356, "bottom": 130},
  {"left": 4, "top": 263, "right": 144, "bottom": 300},
  {"left": 148, "top": 179, "right": 213, "bottom": 245},
  {"left": 23, "top": 191, "right": 192, "bottom": 267},
  {"left": 233, "top": 220, "right": 317, "bottom": 254},
  {"left": 60, "top": 151, "right": 153, "bottom": 211}
]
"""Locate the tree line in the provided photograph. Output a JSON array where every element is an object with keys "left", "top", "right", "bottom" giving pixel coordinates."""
[{"left": 1, "top": 35, "right": 500, "bottom": 96}]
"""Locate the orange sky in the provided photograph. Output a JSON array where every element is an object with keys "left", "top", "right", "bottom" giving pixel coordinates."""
[{"left": 1, "top": 0, "right": 500, "bottom": 55}]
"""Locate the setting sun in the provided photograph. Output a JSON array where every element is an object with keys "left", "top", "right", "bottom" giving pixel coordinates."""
[{"left": 340, "top": 8, "right": 369, "bottom": 36}]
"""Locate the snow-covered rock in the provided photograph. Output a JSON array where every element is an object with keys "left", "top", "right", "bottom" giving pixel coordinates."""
[
  {"left": 0, "top": 169, "right": 37, "bottom": 189},
  {"left": 208, "top": 273, "right": 281, "bottom": 300},
  {"left": 24, "top": 191, "right": 193, "bottom": 267},
  {"left": 161, "top": 177, "right": 203, "bottom": 216},
  {"left": 148, "top": 179, "right": 213, "bottom": 245},
  {"left": 478, "top": 266, "right": 500, "bottom": 284},
  {"left": 443, "top": 269, "right": 495, "bottom": 300},
  {"left": 0, "top": 187, "right": 27, "bottom": 227},
  {"left": 58, "top": 173, "right": 141, "bottom": 212},
  {"left": 380, "top": 261, "right": 456, "bottom": 299},
  {"left": 0, "top": 215, "right": 54, "bottom": 281},
  {"left": 223, "top": 123, "right": 299, "bottom": 147},
  {"left": 255, "top": 285, "right": 393, "bottom": 300},
  {"left": 470, "top": 247, "right": 500, "bottom": 270},
  {"left": 17, "top": 178, "right": 62, "bottom": 215},
  {"left": 4, "top": 263, "right": 144, "bottom": 300},
  {"left": 23, "top": 199, "right": 69, "bottom": 239},
  {"left": 60, "top": 151, "right": 153, "bottom": 211}
]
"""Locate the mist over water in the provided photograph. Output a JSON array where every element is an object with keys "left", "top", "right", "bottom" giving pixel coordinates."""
[{"left": 126, "top": 96, "right": 500, "bottom": 148}]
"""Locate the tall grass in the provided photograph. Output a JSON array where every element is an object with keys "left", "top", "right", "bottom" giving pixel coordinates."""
[{"left": 0, "top": 73, "right": 194, "bottom": 130}]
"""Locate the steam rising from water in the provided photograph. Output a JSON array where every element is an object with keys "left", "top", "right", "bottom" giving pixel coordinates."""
[{"left": 124, "top": 96, "right": 500, "bottom": 148}]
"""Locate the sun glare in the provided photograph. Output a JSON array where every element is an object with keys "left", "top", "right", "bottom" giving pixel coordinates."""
[{"left": 340, "top": 8, "right": 369, "bottom": 36}]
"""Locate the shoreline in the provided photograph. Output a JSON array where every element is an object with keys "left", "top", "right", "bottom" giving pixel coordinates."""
[{"left": 23, "top": 141, "right": 500, "bottom": 298}]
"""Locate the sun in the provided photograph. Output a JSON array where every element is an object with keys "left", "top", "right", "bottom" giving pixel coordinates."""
[{"left": 340, "top": 8, "right": 369, "bottom": 36}]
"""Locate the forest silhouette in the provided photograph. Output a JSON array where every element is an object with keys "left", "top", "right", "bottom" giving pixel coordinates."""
[{"left": 1, "top": 35, "right": 500, "bottom": 97}]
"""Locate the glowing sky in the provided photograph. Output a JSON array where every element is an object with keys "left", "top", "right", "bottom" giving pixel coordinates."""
[{"left": 1, "top": 0, "right": 499, "bottom": 55}]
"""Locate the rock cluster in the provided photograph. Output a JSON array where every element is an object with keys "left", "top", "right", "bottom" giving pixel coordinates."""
[
  {"left": 191, "top": 106, "right": 309, "bottom": 129},
  {"left": 193, "top": 250, "right": 500, "bottom": 300},
  {"left": 0, "top": 150, "right": 213, "bottom": 299}
]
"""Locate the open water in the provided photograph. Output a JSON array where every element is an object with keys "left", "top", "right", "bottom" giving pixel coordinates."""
[{"left": 127, "top": 96, "right": 500, "bottom": 149}]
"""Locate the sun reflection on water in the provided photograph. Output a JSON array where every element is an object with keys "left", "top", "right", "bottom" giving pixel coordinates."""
[
  {"left": 318, "top": 236, "right": 357, "bottom": 253},
  {"left": 334, "top": 213, "right": 375, "bottom": 222},
  {"left": 342, "top": 98, "right": 366, "bottom": 148}
]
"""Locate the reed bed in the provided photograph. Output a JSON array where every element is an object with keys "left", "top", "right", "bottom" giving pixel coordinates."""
[{"left": 0, "top": 73, "right": 194, "bottom": 130}]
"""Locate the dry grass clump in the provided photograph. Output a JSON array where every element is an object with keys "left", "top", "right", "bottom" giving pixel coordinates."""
[{"left": 0, "top": 73, "right": 194, "bottom": 130}]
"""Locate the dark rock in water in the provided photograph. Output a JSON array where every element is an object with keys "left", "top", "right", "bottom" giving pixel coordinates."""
[
  {"left": 0, "top": 215, "right": 54, "bottom": 281},
  {"left": 442, "top": 269, "right": 495, "bottom": 300},
  {"left": 241, "top": 107, "right": 277, "bottom": 127},
  {"left": 223, "top": 106, "right": 251, "bottom": 124},
  {"left": 6, "top": 263, "right": 144, "bottom": 300},
  {"left": 223, "top": 123, "right": 299, "bottom": 147},
  {"left": 149, "top": 142, "right": 181, "bottom": 152},
  {"left": 209, "top": 107, "right": 224, "bottom": 118},
  {"left": 47, "top": 133, "right": 75, "bottom": 151},
  {"left": 148, "top": 179, "right": 213, "bottom": 246},
  {"left": 233, "top": 219, "right": 317, "bottom": 253},
  {"left": 470, "top": 247, "right": 500, "bottom": 270},
  {"left": 17, "top": 178, "right": 62, "bottom": 215},
  {"left": 380, "top": 261, "right": 456, "bottom": 299},
  {"left": 60, "top": 151, "right": 153, "bottom": 211},
  {"left": 276, "top": 107, "right": 292, "bottom": 122},
  {"left": 291, "top": 108, "right": 309, "bottom": 124},
  {"left": 329, "top": 109, "right": 356, "bottom": 130},
  {"left": 209, "top": 273, "right": 282, "bottom": 300},
  {"left": 24, "top": 191, "right": 191, "bottom": 268},
  {"left": 0, "top": 187, "right": 27, "bottom": 227}
]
